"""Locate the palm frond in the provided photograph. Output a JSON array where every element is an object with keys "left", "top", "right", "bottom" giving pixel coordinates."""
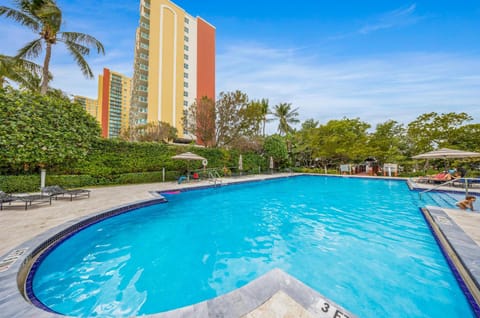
[
  {"left": 15, "top": 39, "right": 43, "bottom": 59},
  {"left": 0, "top": 5, "right": 40, "bottom": 31},
  {"left": 35, "top": 1, "right": 62, "bottom": 32},
  {"left": 60, "top": 32, "right": 105, "bottom": 54},
  {"left": 66, "top": 43, "right": 94, "bottom": 78},
  {"left": 64, "top": 40, "right": 90, "bottom": 55},
  {"left": 0, "top": 54, "right": 47, "bottom": 91}
]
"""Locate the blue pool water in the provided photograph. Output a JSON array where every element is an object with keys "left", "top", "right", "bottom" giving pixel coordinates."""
[{"left": 31, "top": 176, "right": 475, "bottom": 317}]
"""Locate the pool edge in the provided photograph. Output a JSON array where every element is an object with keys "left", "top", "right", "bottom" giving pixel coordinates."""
[{"left": 422, "top": 206, "right": 480, "bottom": 317}]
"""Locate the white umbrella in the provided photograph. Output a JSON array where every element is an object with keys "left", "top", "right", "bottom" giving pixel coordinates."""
[
  {"left": 172, "top": 152, "right": 207, "bottom": 181},
  {"left": 238, "top": 155, "right": 243, "bottom": 174},
  {"left": 171, "top": 152, "right": 207, "bottom": 161},
  {"left": 412, "top": 148, "right": 480, "bottom": 159},
  {"left": 269, "top": 156, "right": 274, "bottom": 171},
  {"left": 412, "top": 148, "right": 480, "bottom": 174}
]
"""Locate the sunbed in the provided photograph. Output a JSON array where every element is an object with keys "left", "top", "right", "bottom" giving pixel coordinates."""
[
  {"left": 0, "top": 191, "right": 52, "bottom": 210},
  {"left": 41, "top": 185, "right": 90, "bottom": 201}
]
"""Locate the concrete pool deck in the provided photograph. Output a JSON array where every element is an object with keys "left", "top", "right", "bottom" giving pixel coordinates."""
[{"left": 1, "top": 173, "right": 479, "bottom": 317}]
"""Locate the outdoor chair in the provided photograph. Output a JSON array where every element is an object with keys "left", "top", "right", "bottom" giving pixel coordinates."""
[
  {"left": 41, "top": 185, "right": 90, "bottom": 201},
  {"left": 0, "top": 191, "right": 51, "bottom": 210},
  {"left": 0, "top": 191, "right": 17, "bottom": 210}
]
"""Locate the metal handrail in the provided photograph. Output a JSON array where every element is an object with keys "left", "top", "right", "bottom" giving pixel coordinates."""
[
  {"left": 207, "top": 170, "right": 222, "bottom": 186},
  {"left": 417, "top": 177, "right": 471, "bottom": 200}
]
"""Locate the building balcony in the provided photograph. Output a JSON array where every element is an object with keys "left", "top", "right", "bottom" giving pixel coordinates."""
[{"left": 141, "top": 0, "right": 150, "bottom": 9}]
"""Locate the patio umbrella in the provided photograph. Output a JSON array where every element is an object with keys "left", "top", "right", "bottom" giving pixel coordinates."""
[
  {"left": 412, "top": 148, "right": 480, "bottom": 159},
  {"left": 269, "top": 156, "right": 274, "bottom": 172},
  {"left": 172, "top": 152, "right": 207, "bottom": 181},
  {"left": 412, "top": 148, "right": 480, "bottom": 173},
  {"left": 238, "top": 155, "right": 243, "bottom": 175}
]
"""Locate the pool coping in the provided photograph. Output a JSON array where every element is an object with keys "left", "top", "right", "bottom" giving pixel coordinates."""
[
  {"left": 422, "top": 206, "right": 480, "bottom": 317},
  {"left": 0, "top": 174, "right": 479, "bottom": 317}
]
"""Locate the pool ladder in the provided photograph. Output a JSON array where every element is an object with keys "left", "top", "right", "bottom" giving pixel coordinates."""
[
  {"left": 417, "top": 178, "right": 471, "bottom": 200},
  {"left": 208, "top": 170, "right": 223, "bottom": 186}
]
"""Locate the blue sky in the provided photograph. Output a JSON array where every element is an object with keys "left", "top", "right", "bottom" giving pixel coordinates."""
[{"left": 1, "top": 0, "right": 479, "bottom": 131}]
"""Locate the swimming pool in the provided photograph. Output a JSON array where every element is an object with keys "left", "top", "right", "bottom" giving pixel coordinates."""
[{"left": 30, "top": 176, "right": 475, "bottom": 317}]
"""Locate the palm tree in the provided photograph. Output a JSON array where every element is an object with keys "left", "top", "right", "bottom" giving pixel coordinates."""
[
  {"left": 259, "top": 98, "right": 270, "bottom": 137},
  {"left": 0, "top": 0, "right": 105, "bottom": 94},
  {"left": 272, "top": 102, "right": 300, "bottom": 136},
  {"left": 0, "top": 54, "right": 46, "bottom": 91}
]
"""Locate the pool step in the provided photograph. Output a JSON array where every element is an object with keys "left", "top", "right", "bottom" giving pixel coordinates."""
[{"left": 423, "top": 191, "right": 478, "bottom": 209}]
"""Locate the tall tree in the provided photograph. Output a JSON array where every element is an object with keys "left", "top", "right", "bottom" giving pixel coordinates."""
[
  {"left": 271, "top": 102, "right": 300, "bottom": 135},
  {"left": 407, "top": 112, "right": 472, "bottom": 154},
  {"left": 215, "top": 90, "right": 250, "bottom": 146},
  {"left": 292, "top": 119, "right": 320, "bottom": 167},
  {"left": 182, "top": 96, "right": 216, "bottom": 146},
  {"left": 259, "top": 98, "right": 270, "bottom": 137},
  {"left": 0, "top": 0, "right": 105, "bottom": 94},
  {"left": 313, "top": 117, "right": 371, "bottom": 167},
  {"left": 368, "top": 120, "right": 407, "bottom": 163}
]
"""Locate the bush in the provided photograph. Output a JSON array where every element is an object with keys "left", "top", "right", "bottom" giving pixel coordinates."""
[
  {"left": 0, "top": 175, "right": 41, "bottom": 193},
  {"left": 0, "top": 88, "right": 101, "bottom": 173}
]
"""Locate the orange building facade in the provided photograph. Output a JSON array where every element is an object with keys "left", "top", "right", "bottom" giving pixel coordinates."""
[{"left": 98, "top": 68, "right": 132, "bottom": 138}]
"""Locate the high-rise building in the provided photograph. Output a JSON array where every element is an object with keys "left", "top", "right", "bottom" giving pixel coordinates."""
[
  {"left": 98, "top": 68, "right": 132, "bottom": 138},
  {"left": 73, "top": 95, "right": 98, "bottom": 118},
  {"left": 131, "top": 0, "right": 215, "bottom": 141}
]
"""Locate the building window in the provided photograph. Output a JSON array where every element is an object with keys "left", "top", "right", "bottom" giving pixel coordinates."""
[
  {"left": 140, "top": 52, "right": 148, "bottom": 60},
  {"left": 184, "top": 45, "right": 189, "bottom": 51},
  {"left": 183, "top": 91, "right": 188, "bottom": 97},
  {"left": 184, "top": 17, "right": 189, "bottom": 24},
  {"left": 184, "top": 54, "right": 188, "bottom": 60},
  {"left": 140, "top": 22, "right": 150, "bottom": 29},
  {"left": 140, "top": 43, "right": 149, "bottom": 49},
  {"left": 140, "top": 74, "right": 148, "bottom": 81},
  {"left": 184, "top": 101, "right": 188, "bottom": 106},
  {"left": 184, "top": 63, "right": 189, "bottom": 69},
  {"left": 184, "top": 35, "right": 189, "bottom": 42},
  {"left": 141, "top": 32, "right": 149, "bottom": 39},
  {"left": 184, "top": 82, "right": 188, "bottom": 88},
  {"left": 184, "top": 72, "right": 188, "bottom": 78},
  {"left": 184, "top": 26, "right": 189, "bottom": 33},
  {"left": 140, "top": 64, "right": 148, "bottom": 70}
]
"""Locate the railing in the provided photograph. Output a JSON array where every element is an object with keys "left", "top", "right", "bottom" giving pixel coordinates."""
[
  {"left": 417, "top": 178, "right": 471, "bottom": 200},
  {"left": 207, "top": 170, "right": 222, "bottom": 186}
]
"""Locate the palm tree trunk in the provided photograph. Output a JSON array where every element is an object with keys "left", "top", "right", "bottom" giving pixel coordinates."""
[{"left": 40, "top": 43, "right": 52, "bottom": 95}]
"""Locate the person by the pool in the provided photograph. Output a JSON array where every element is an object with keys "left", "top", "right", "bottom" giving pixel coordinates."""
[
  {"left": 178, "top": 170, "right": 188, "bottom": 184},
  {"left": 456, "top": 196, "right": 476, "bottom": 211}
]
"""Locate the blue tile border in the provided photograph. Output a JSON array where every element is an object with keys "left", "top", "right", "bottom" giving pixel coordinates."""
[
  {"left": 0, "top": 196, "right": 168, "bottom": 318},
  {"left": 24, "top": 197, "right": 169, "bottom": 314}
]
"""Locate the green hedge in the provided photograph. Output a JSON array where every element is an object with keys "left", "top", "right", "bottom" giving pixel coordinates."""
[
  {"left": 1, "top": 139, "right": 271, "bottom": 192},
  {"left": 0, "top": 171, "right": 184, "bottom": 193}
]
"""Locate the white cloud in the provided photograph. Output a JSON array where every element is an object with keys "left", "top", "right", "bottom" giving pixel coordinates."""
[
  {"left": 217, "top": 43, "right": 480, "bottom": 133},
  {"left": 359, "top": 4, "right": 421, "bottom": 35}
]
